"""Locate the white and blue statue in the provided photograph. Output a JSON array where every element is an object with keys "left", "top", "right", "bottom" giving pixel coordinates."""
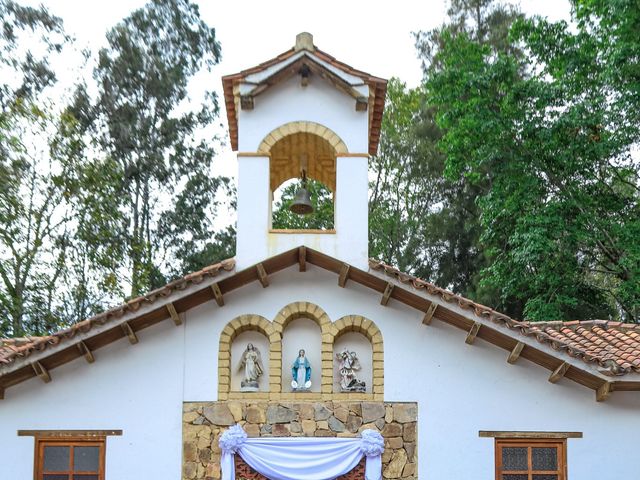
[{"left": 291, "top": 349, "right": 312, "bottom": 391}]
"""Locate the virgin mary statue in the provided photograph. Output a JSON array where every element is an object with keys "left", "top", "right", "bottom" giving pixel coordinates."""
[{"left": 237, "top": 343, "right": 264, "bottom": 391}]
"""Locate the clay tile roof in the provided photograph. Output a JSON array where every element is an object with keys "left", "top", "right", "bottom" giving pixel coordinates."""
[
  {"left": 222, "top": 46, "right": 387, "bottom": 156},
  {"left": 368, "top": 259, "right": 640, "bottom": 377},
  {"left": 0, "top": 258, "right": 235, "bottom": 368}
]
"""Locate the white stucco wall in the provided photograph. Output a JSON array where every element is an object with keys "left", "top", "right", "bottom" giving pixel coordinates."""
[
  {"left": 1, "top": 265, "right": 639, "bottom": 479},
  {"left": 237, "top": 75, "right": 369, "bottom": 153}
]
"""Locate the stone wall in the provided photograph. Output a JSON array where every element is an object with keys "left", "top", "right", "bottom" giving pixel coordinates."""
[{"left": 183, "top": 401, "right": 417, "bottom": 480}]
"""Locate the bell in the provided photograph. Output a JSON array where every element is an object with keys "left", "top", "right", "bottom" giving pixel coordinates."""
[{"left": 289, "top": 180, "right": 314, "bottom": 215}]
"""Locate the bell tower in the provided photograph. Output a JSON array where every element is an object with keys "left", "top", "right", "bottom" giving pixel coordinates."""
[{"left": 222, "top": 33, "right": 387, "bottom": 269}]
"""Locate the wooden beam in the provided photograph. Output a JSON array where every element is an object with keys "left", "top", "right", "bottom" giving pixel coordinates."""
[
  {"left": 338, "top": 263, "right": 350, "bottom": 287},
  {"left": 298, "top": 246, "right": 306, "bottom": 272},
  {"left": 422, "top": 302, "right": 438, "bottom": 325},
  {"left": 18, "top": 429, "right": 123, "bottom": 437},
  {"left": 507, "top": 342, "right": 525, "bottom": 364},
  {"left": 210, "top": 283, "right": 224, "bottom": 307},
  {"left": 121, "top": 322, "right": 138, "bottom": 345},
  {"left": 465, "top": 322, "right": 481, "bottom": 345},
  {"left": 548, "top": 362, "right": 569, "bottom": 384},
  {"left": 355, "top": 97, "right": 368, "bottom": 111},
  {"left": 596, "top": 381, "right": 612, "bottom": 402},
  {"left": 256, "top": 263, "right": 269, "bottom": 288},
  {"left": 77, "top": 341, "right": 95, "bottom": 364},
  {"left": 479, "top": 430, "right": 583, "bottom": 439},
  {"left": 166, "top": 303, "right": 182, "bottom": 326},
  {"left": 380, "top": 283, "right": 394, "bottom": 306},
  {"left": 32, "top": 361, "right": 51, "bottom": 383},
  {"left": 240, "top": 95, "right": 254, "bottom": 110}
]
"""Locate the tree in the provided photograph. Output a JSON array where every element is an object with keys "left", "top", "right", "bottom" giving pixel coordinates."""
[
  {"left": 272, "top": 179, "right": 334, "bottom": 230},
  {"left": 0, "top": 1, "right": 85, "bottom": 336},
  {"left": 427, "top": 0, "right": 640, "bottom": 321},
  {"left": 368, "top": 0, "right": 523, "bottom": 306},
  {"left": 73, "top": 0, "right": 231, "bottom": 298}
]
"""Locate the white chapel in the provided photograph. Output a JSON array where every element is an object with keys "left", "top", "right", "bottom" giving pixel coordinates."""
[{"left": 0, "top": 32, "right": 639, "bottom": 480}]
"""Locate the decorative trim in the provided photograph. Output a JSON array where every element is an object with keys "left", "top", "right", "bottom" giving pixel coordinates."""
[
  {"left": 218, "top": 302, "right": 384, "bottom": 401},
  {"left": 269, "top": 229, "right": 336, "bottom": 235},
  {"left": 257, "top": 121, "right": 348, "bottom": 154},
  {"left": 217, "top": 315, "right": 275, "bottom": 400},
  {"left": 479, "top": 431, "right": 582, "bottom": 439},
  {"left": 18, "top": 429, "right": 122, "bottom": 437},
  {"left": 237, "top": 152, "right": 270, "bottom": 157}
]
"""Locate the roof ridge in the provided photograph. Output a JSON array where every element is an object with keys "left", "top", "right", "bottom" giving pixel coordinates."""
[
  {"left": 368, "top": 258, "right": 640, "bottom": 376},
  {"left": 0, "top": 257, "right": 235, "bottom": 366}
]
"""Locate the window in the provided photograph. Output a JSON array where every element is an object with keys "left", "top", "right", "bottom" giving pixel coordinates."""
[
  {"left": 495, "top": 438, "right": 567, "bottom": 480},
  {"left": 35, "top": 437, "right": 105, "bottom": 480}
]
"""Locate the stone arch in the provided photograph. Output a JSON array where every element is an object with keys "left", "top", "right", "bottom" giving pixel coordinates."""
[
  {"left": 218, "top": 314, "right": 278, "bottom": 400},
  {"left": 258, "top": 121, "right": 348, "bottom": 155},
  {"left": 333, "top": 315, "right": 384, "bottom": 397},
  {"left": 272, "top": 301, "right": 333, "bottom": 395}
]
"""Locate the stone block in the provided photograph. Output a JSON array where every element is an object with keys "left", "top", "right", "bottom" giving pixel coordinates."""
[
  {"left": 272, "top": 423, "right": 291, "bottom": 436},
  {"left": 385, "top": 436, "right": 403, "bottom": 449},
  {"left": 402, "top": 463, "right": 416, "bottom": 477},
  {"left": 334, "top": 406, "right": 349, "bottom": 423},
  {"left": 244, "top": 423, "right": 260, "bottom": 437},
  {"left": 328, "top": 416, "right": 345, "bottom": 432},
  {"left": 267, "top": 405, "right": 297, "bottom": 423},
  {"left": 362, "top": 402, "right": 385, "bottom": 423},
  {"left": 314, "top": 429, "right": 335, "bottom": 437},
  {"left": 385, "top": 406, "right": 393, "bottom": 423},
  {"left": 298, "top": 403, "right": 315, "bottom": 420},
  {"left": 302, "top": 419, "right": 317, "bottom": 435},
  {"left": 381, "top": 423, "right": 402, "bottom": 437},
  {"left": 246, "top": 406, "right": 266, "bottom": 424},
  {"left": 203, "top": 404, "right": 235, "bottom": 426},
  {"left": 183, "top": 462, "right": 198, "bottom": 479},
  {"left": 393, "top": 404, "right": 417, "bottom": 423},
  {"left": 228, "top": 402, "right": 243, "bottom": 422},
  {"left": 346, "top": 414, "right": 363, "bottom": 433},
  {"left": 314, "top": 403, "right": 332, "bottom": 420},
  {"left": 383, "top": 448, "right": 407, "bottom": 479},
  {"left": 403, "top": 422, "right": 416, "bottom": 442},
  {"left": 404, "top": 442, "right": 416, "bottom": 462},
  {"left": 183, "top": 441, "right": 197, "bottom": 462}
]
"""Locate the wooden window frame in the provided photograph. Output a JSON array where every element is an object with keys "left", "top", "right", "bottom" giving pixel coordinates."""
[
  {"left": 34, "top": 435, "right": 106, "bottom": 480},
  {"left": 495, "top": 437, "right": 567, "bottom": 480}
]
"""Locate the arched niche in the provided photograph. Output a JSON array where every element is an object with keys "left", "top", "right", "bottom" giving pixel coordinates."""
[
  {"left": 332, "top": 315, "right": 384, "bottom": 397},
  {"left": 333, "top": 332, "right": 372, "bottom": 394},
  {"left": 272, "top": 301, "right": 333, "bottom": 394},
  {"left": 282, "top": 318, "right": 322, "bottom": 392},
  {"left": 218, "top": 314, "right": 278, "bottom": 400},
  {"left": 230, "top": 331, "right": 270, "bottom": 392}
]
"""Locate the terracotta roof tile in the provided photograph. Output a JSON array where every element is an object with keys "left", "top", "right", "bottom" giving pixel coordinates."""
[
  {"left": 368, "top": 259, "right": 640, "bottom": 377},
  {"left": 0, "top": 258, "right": 235, "bottom": 368}
]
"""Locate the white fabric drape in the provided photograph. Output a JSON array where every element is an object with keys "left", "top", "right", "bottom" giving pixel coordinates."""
[{"left": 220, "top": 425, "right": 384, "bottom": 480}]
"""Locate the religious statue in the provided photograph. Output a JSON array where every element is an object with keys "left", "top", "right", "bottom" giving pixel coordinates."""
[
  {"left": 237, "top": 343, "right": 264, "bottom": 391},
  {"left": 335, "top": 348, "right": 366, "bottom": 392},
  {"left": 291, "top": 349, "right": 312, "bottom": 391}
]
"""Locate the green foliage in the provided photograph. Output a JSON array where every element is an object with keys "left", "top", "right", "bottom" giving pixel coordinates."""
[
  {"left": 72, "top": 0, "right": 232, "bottom": 297},
  {"left": 272, "top": 179, "right": 334, "bottom": 230},
  {"left": 426, "top": 0, "right": 640, "bottom": 321}
]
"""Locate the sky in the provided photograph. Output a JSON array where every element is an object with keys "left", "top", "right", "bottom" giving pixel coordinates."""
[{"left": 20, "top": 0, "right": 573, "bottom": 226}]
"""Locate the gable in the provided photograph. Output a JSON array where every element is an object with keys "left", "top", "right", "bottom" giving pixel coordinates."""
[{"left": 1, "top": 247, "right": 639, "bottom": 402}]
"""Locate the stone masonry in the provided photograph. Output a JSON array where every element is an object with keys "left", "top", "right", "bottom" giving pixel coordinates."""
[{"left": 183, "top": 401, "right": 417, "bottom": 480}]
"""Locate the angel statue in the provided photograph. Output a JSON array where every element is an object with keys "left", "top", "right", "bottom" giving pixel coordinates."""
[
  {"left": 237, "top": 343, "right": 264, "bottom": 391},
  {"left": 335, "top": 348, "right": 366, "bottom": 392},
  {"left": 291, "top": 349, "right": 312, "bottom": 391}
]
